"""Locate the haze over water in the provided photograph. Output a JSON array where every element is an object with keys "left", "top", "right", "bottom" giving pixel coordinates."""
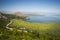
[
  {"left": 27, "top": 13, "right": 60, "bottom": 23},
  {"left": 0, "top": 0, "right": 60, "bottom": 23}
]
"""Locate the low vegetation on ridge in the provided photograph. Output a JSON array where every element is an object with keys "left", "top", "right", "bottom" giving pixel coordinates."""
[
  {"left": 8, "top": 19, "right": 60, "bottom": 40},
  {"left": 0, "top": 12, "right": 60, "bottom": 40}
]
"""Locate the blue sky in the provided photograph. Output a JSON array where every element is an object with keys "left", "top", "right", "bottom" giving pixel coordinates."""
[{"left": 0, "top": 0, "right": 60, "bottom": 13}]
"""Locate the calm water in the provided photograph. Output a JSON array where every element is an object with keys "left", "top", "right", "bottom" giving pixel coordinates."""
[{"left": 27, "top": 15, "right": 60, "bottom": 23}]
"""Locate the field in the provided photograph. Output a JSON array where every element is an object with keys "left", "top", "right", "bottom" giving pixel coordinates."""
[{"left": 7, "top": 19, "right": 60, "bottom": 40}]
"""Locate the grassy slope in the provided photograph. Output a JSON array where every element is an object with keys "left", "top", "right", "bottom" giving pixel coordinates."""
[
  {"left": 8, "top": 19, "right": 60, "bottom": 40},
  {"left": 0, "top": 19, "right": 60, "bottom": 40},
  {"left": 0, "top": 13, "right": 60, "bottom": 40},
  {"left": 9, "top": 19, "right": 60, "bottom": 33}
]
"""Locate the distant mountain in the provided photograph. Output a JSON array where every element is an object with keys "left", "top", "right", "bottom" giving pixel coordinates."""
[
  {"left": 26, "top": 14, "right": 44, "bottom": 16},
  {"left": 21, "top": 12, "right": 44, "bottom": 16}
]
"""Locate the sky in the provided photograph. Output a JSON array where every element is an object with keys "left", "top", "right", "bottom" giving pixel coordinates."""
[{"left": 0, "top": 0, "right": 60, "bottom": 13}]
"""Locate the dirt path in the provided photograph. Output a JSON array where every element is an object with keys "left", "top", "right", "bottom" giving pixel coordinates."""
[
  {"left": 6, "top": 19, "right": 15, "bottom": 30},
  {"left": 5, "top": 19, "right": 29, "bottom": 32}
]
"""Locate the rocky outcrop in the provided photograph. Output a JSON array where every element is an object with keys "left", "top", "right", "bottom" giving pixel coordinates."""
[
  {"left": 15, "top": 12, "right": 27, "bottom": 17},
  {"left": 0, "top": 13, "right": 8, "bottom": 20},
  {"left": 15, "top": 12, "right": 30, "bottom": 20}
]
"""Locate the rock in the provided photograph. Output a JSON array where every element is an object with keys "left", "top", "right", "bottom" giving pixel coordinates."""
[{"left": 15, "top": 12, "right": 27, "bottom": 17}]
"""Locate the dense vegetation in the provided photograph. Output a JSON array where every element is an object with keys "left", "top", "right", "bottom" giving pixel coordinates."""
[
  {"left": 0, "top": 13, "right": 60, "bottom": 40},
  {"left": 8, "top": 19, "right": 60, "bottom": 40}
]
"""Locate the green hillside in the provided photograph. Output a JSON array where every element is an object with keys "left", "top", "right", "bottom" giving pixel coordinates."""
[
  {"left": 9, "top": 19, "right": 60, "bottom": 32},
  {"left": 8, "top": 19, "right": 60, "bottom": 40},
  {"left": 0, "top": 13, "right": 60, "bottom": 40}
]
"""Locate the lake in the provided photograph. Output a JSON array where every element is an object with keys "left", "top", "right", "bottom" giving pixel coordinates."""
[{"left": 27, "top": 15, "right": 60, "bottom": 23}]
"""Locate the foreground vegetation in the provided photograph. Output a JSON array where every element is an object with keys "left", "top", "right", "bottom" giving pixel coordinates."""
[
  {"left": 0, "top": 13, "right": 60, "bottom": 40},
  {"left": 8, "top": 19, "right": 60, "bottom": 40}
]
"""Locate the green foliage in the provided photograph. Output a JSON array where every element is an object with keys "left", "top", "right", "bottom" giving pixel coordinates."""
[
  {"left": 0, "top": 12, "right": 60, "bottom": 40},
  {"left": 10, "top": 19, "right": 60, "bottom": 31},
  {"left": 8, "top": 19, "right": 60, "bottom": 40}
]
